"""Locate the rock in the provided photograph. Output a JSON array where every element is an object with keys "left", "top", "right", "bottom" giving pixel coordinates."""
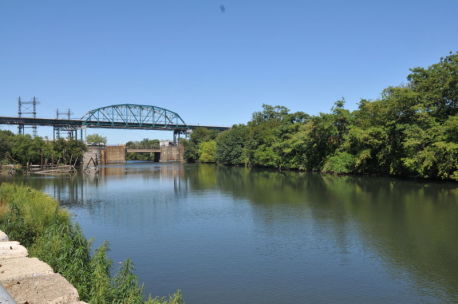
[
  {"left": 0, "top": 231, "right": 9, "bottom": 242},
  {"left": 0, "top": 257, "right": 53, "bottom": 282},
  {"left": 3, "top": 273, "right": 80, "bottom": 304},
  {"left": 0, "top": 242, "right": 27, "bottom": 259}
]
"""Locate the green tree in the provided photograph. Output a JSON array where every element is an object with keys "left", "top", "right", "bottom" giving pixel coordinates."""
[
  {"left": 199, "top": 140, "right": 217, "bottom": 163},
  {"left": 10, "top": 135, "right": 53, "bottom": 165},
  {"left": 53, "top": 138, "right": 87, "bottom": 166},
  {"left": 183, "top": 52, "right": 458, "bottom": 181},
  {"left": 183, "top": 128, "right": 219, "bottom": 162},
  {"left": 0, "top": 130, "right": 14, "bottom": 163},
  {"left": 216, "top": 125, "right": 248, "bottom": 165},
  {"left": 86, "top": 134, "right": 107, "bottom": 146},
  {"left": 408, "top": 52, "right": 458, "bottom": 120}
]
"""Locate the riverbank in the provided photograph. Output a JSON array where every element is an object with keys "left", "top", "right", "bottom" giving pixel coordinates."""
[
  {"left": 182, "top": 53, "right": 458, "bottom": 182},
  {"left": 0, "top": 183, "right": 183, "bottom": 304}
]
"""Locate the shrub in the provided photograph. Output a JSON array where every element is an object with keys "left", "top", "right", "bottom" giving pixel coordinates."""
[
  {"left": 198, "top": 140, "right": 217, "bottom": 163},
  {"left": 322, "top": 152, "right": 356, "bottom": 174}
]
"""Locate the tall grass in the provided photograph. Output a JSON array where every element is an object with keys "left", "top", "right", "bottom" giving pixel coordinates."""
[{"left": 0, "top": 183, "right": 184, "bottom": 304}]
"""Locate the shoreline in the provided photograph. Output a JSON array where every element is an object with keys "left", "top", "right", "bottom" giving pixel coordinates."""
[{"left": 0, "top": 183, "right": 183, "bottom": 304}]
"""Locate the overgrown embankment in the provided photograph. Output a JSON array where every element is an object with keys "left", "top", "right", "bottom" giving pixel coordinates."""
[
  {"left": 0, "top": 183, "right": 184, "bottom": 304},
  {"left": 0, "top": 134, "right": 87, "bottom": 168}
]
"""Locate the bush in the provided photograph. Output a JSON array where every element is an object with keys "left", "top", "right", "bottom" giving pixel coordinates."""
[
  {"left": 0, "top": 183, "right": 67, "bottom": 246},
  {"left": 216, "top": 125, "right": 248, "bottom": 165},
  {"left": 198, "top": 140, "right": 216, "bottom": 163},
  {"left": 322, "top": 152, "right": 356, "bottom": 174}
]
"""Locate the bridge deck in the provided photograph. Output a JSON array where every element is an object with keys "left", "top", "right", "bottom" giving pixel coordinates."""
[{"left": 0, "top": 116, "right": 229, "bottom": 131}]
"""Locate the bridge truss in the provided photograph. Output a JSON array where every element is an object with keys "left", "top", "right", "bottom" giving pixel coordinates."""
[
  {"left": 0, "top": 102, "right": 228, "bottom": 142},
  {"left": 81, "top": 104, "right": 188, "bottom": 130}
]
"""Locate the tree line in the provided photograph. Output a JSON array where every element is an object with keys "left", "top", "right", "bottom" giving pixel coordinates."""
[
  {"left": 182, "top": 52, "right": 458, "bottom": 181},
  {"left": 0, "top": 131, "right": 87, "bottom": 167}
]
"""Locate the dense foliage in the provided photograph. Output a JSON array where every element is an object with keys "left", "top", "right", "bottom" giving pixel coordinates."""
[
  {"left": 181, "top": 128, "right": 219, "bottom": 163},
  {"left": 86, "top": 134, "right": 107, "bottom": 146},
  {"left": 0, "top": 131, "right": 87, "bottom": 167},
  {"left": 0, "top": 183, "right": 184, "bottom": 304},
  {"left": 189, "top": 53, "right": 458, "bottom": 181}
]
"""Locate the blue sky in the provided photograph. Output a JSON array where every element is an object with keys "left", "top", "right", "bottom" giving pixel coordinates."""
[{"left": 1, "top": 0, "right": 457, "bottom": 143}]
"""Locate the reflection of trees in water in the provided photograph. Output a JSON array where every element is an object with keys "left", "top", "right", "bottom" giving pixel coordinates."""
[
  {"left": 2, "top": 164, "right": 457, "bottom": 301},
  {"left": 185, "top": 165, "right": 458, "bottom": 302},
  {"left": 57, "top": 164, "right": 189, "bottom": 206},
  {"left": 0, "top": 163, "right": 190, "bottom": 208}
]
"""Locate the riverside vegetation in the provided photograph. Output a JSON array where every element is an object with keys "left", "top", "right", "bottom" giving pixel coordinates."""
[
  {"left": 0, "top": 183, "right": 184, "bottom": 304},
  {"left": 183, "top": 53, "right": 458, "bottom": 181},
  {"left": 0, "top": 132, "right": 87, "bottom": 168}
]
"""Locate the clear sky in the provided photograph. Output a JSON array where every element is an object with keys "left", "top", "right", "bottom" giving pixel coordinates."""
[{"left": 1, "top": 0, "right": 457, "bottom": 143}]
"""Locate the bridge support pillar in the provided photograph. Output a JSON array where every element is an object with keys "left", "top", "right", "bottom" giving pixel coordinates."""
[
  {"left": 18, "top": 124, "right": 24, "bottom": 135},
  {"left": 159, "top": 144, "right": 184, "bottom": 162},
  {"left": 104, "top": 145, "right": 126, "bottom": 163},
  {"left": 173, "top": 130, "right": 187, "bottom": 144}
]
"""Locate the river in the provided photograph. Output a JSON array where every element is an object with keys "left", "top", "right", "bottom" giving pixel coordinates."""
[{"left": 2, "top": 162, "right": 458, "bottom": 303}]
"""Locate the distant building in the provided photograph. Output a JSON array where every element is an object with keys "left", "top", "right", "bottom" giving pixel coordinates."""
[{"left": 160, "top": 140, "right": 173, "bottom": 147}]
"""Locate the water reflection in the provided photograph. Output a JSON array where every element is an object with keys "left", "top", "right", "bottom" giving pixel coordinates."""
[
  {"left": 208, "top": 166, "right": 458, "bottom": 301},
  {"left": 1, "top": 163, "right": 457, "bottom": 303}
]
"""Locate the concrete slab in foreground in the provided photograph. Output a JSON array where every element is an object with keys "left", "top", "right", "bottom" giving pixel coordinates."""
[
  {"left": 3, "top": 273, "right": 80, "bottom": 304},
  {"left": 0, "top": 257, "right": 54, "bottom": 281},
  {"left": 0, "top": 242, "right": 27, "bottom": 259},
  {"left": 0, "top": 230, "right": 87, "bottom": 304}
]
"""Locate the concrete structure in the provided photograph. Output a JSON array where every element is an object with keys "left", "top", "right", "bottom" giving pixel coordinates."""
[
  {"left": 83, "top": 144, "right": 184, "bottom": 167},
  {"left": 125, "top": 148, "right": 160, "bottom": 153},
  {"left": 82, "top": 145, "right": 104, "bottom": 170},
  {"left": 160, "top": 140, "right": 173, "bottom": 147},
  {"left": 0, "top": 230, "right": 86, "bottom": 304},
  {"left": 159, "top": 144, "right": 184, "bottom": 162},
  {"left": 104, "top": 145, "right": 126, "bottom": 163}
]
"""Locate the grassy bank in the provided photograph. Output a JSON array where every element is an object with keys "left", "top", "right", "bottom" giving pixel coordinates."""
[{"left": 0, "top": 183, "right": 183, "bottom": 304}]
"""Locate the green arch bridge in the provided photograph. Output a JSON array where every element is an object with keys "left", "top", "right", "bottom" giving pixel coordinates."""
[{"left": 0, "top": 104, "right": 229, "bottom": 140}]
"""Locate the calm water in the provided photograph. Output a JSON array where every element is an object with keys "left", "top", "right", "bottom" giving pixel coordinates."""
[{"left": 2, "top": 162, "right": 458, "bottom": 303}]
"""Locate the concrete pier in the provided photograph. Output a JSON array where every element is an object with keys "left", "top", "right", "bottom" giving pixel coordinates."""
[{"left": 82, "top": 144, "right": 184, "bottom": 168}]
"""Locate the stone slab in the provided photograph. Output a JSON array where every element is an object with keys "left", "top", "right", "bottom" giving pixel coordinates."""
[
  {"left": 0, "top": 283, "right": 16, "bottom": 304},
  {"left": 0, "top": 257, "right": 53, "bottom": 282},
  {"left": 0, "top": 231, "right": 9, "bottom": 242},
  {"left": 3, "top": 273, "right": 79, "bottom": 304},
  {"left": 0, "top": 242, "right": 27, "bottom": 259}
]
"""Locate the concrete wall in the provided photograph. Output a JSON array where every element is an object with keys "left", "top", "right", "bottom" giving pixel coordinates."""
[
  {"left": 83, "top": 144, "right": 184, "bottom": 165},
  {"left": 105, "top": 145, "right": 126, "bottom": 163},
  {"left": 82, "top": 146, "right": 104, "bottom": 169},
  {"left": 159, "top": 144, "right": 184, "bottom": 162}
]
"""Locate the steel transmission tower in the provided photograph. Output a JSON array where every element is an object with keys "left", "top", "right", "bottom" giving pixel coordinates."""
[
  {"left": 17, "top": 96, "right": 39, "bottom": 136},
  {"left": 54, "top": 108, "right": 79, "bottom": 140}
]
